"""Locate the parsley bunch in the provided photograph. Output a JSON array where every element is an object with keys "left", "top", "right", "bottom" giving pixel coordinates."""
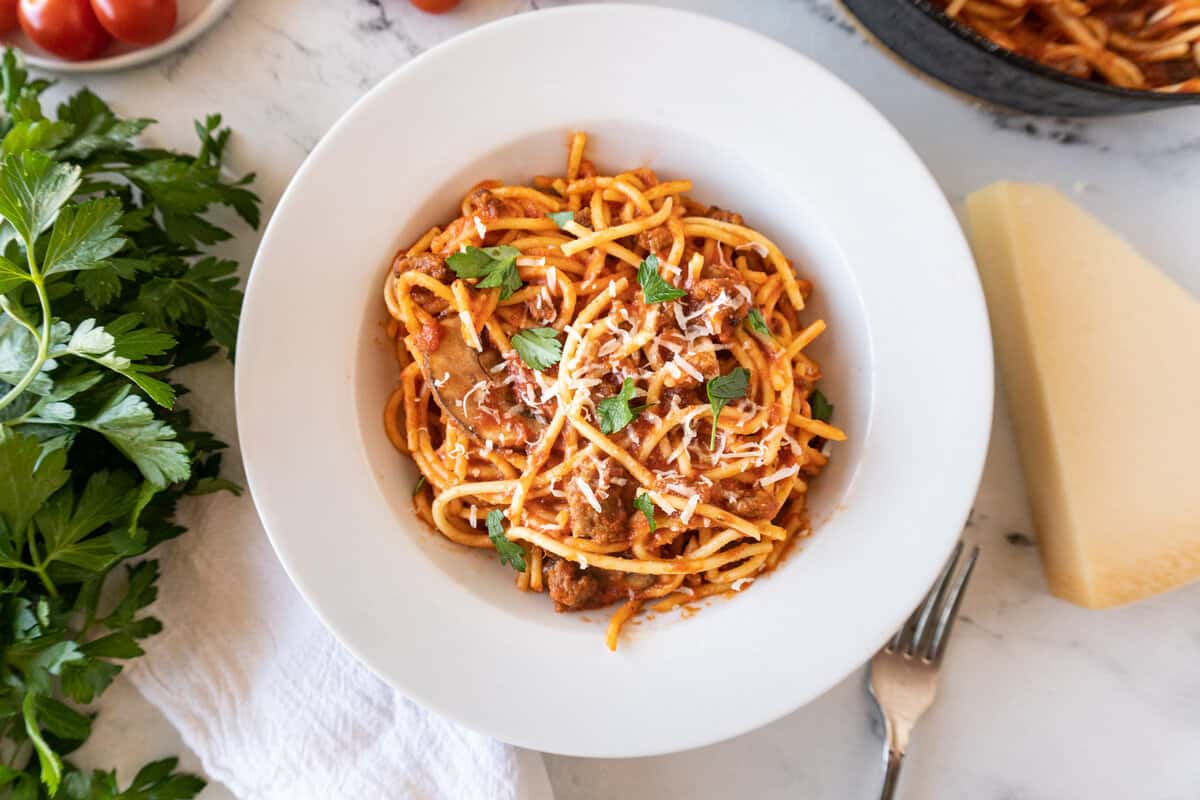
[{"left": 0, "top": 50, "right": 259, "bottom": 797}]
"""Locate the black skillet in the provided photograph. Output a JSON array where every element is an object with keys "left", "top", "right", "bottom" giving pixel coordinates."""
[{"left": 840, "top": 0, "right": 1200, "bottom": 117}]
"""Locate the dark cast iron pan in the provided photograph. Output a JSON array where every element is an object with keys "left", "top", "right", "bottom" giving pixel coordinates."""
[{"left": 840, "top": 0, "right": 1200, "bottom": 116}]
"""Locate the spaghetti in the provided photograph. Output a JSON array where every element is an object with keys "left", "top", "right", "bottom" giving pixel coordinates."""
[
  {"left": 382, "top": 133, "right": 845, "bottom": 650},
  {"left": 934, "top": 0, "right": 1200, "bottom": 92}
]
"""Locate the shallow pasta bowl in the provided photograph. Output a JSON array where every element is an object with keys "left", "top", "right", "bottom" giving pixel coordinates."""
[{"left": 236, "top": 5, "right": 993, "bottom": 757}]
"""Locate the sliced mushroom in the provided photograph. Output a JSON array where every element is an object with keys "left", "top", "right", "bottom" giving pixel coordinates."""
[{"left": 420, "top": 317, "right": 541, "bottom": 448}]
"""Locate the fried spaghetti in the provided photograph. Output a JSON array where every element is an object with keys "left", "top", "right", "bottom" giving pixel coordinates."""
[
  {"left": 382, "top": 133, "right": 845, "bottom": 650},
  {"left": 934, "top": 0, "right": 1200, "bottom": 92}
]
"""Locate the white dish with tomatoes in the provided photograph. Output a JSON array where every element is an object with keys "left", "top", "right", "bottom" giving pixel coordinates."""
[{"left": 1, "top": 0, "right": 235, "bottom": 72}]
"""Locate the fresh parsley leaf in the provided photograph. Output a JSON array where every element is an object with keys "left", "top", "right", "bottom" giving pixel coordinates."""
[
  {"left": 412, "top": 475, "right": 426, "bottom": 497},
  {"left": 486, "top": 509, "right": 527, "bottom": 572},
  {"left": 637, "top": 254, "right": 686, "bottom": 304},
  {"left": 706, "top": 367, "right": 750, "bottom": 449},
  {"left": 0, "top": 432, "right": 69, "bottom": 540},
  {"left": 1, "top": 118, "right": 73, "bottom": 156},
  {"left": 0, "top": 253, "right": 28, "bottom": 292},
  {"left": 445, "top": 245, "right": 518, "bottom": 278},
  {"left": 56, "top": 756, "right": 206, "bottom": 800},
  {"left": 51, "top": 318, "right": 176, "bottom": 407},
  {"left": 0, "top": 49, "right": 52, "bottom": 119},
  {"left": 547, "top": 211, "right": 574, "bottom": 229},
  {"left": 34, "top": 470, "right": 139, "bottom": 569},
  {"left": 34, "top": 694, "right": 92, "bottom": 742},
  {"left": 59, "top": 657, "right": 120, "bottom": 705},
  {"left": 510, "top": 327, "right": 562, "bottom": 371},
  {"left": 0, "top": 151, "right": 80, "bottom": 248},
  {"left": 54, "top": 88, "right": 151, "bottom": 160},
  {"left": 596, "top": 378, "right": 646, "bottom": 435},
  {"left": 42, "top": 197, "right": 124, "bottom": 276},
  {"left": 745, "top": 308, "right": 771, "bottom": 338},
  {"left": 633, "top": 493, "right": 657, "bottom": 533},
  {"left": 23, "top": 691, "right": 64, "bottom": 794},
  {"left": 132, "top": 257, "right": 243, "bottom": 358},
  {"left": 447, "top": 245, "right": 524, "bottom": 300},
  {"left": 0, "top": 314, "right": 55, "bottom": 395},
  {"left": 76, "top": 387, "right": 190, "bottom": 487},
  {"left": 102, "top": 560, "right": 163, "bottom": 640},
  {"left": 809, "top": 389, "right": 834, "bottom": 423},
  {"left": 476, "top": 258, "right": 522, "bottom": 299}
]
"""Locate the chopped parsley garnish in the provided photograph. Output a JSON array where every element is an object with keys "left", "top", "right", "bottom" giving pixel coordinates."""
[
  {"left": 547, "top": 210, "right": 574, "bottom": 229},
  {"left": 446, "top": 245, "right": 523, "bottom": 300},
  {"left": 633, "top": 493, "right": 657, "bottom": 533},
  {"left": 510, "top": 327, "right": 562, "bottom": 371},
  {"left": 596, "top": 378, "right": 646, "bottom": 435},
  {"left": 637, "top": 254, "right": 686, "bottom": 305},
  {"left": 486, "top": 509, "right": 527, "bottom": 572},
  {"left": 809, "top": 389, "right": 834, "bottom": 423},
  {"left": 412, "top": 475, "right": 427, "bottom": 497},
  {"left": 706, "top": 367, "right": 750, "bottom": 449},
  {"left": 745, "top": 308, "right": 771, "bottom": 338}
]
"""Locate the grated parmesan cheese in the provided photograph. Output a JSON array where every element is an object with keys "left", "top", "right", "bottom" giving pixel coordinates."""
[
  {"left": 469, "top": 505, "right": 478, "bottom": 528},
  {"left": 761, "top": 464, "right": 800, "bottom": 485},
  {"left": 673, "top": 356, "right": 705, "bottom": 382},
  {"left": 680, "top": 494, "right": 701, "bottom": 524},
  {"left": 730, "top": 577, "right": 755, "bottom": 592},
  {"left": 648, "top": 491, "right": 675, "bottom": 516},
  {"left": 577, "top": 554, "right": 589, "bottom": 570},
  {"left": 473, "top": 215, "right": 487, "bottom": 239},
  {"left": 459, "top": 379, "right": 489, "bottom": 412},
  {"left": 574, "top": 477, "right": 603, "bottom": 514},
  {"left": 433, "top": 372, "right": 451, "bottom": 388}
]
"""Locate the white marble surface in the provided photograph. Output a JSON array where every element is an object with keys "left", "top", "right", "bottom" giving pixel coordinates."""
[{"left": 61, "top": 1, "right": 1200, "bottom": 798}]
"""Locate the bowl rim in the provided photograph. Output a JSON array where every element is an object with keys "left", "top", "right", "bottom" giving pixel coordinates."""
[
  {"left": 908, "top": 0, "right": 1200, "bottom": 106},
  {"left": 235, "top": 3, "right": 995, "bottom": 757}
]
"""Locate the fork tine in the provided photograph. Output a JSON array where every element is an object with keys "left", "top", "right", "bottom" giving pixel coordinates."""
[
  {"left": 928, "top": 545, "right": 980, "bottom": 663},
  {"left": 899, "top": 541, "right": 962, "bottom": 656}
]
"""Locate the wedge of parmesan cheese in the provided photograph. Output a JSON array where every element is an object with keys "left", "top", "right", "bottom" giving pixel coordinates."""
[{"left": 966, "top": 182, "right": 1200, "bottom": 608}]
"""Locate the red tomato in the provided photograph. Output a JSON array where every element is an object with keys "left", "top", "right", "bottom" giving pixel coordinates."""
[
  {"left": 0, "top": 0, "right": 19, "bottom": 34},
  {"left": 89, "top": 0, "right": 175, "bottom": 46},
  {"left": 18, "top": 0, "right": 109, "bottom": 61},
  {"left": 409, "top": 0, "right": 460, "bottom": 13}
]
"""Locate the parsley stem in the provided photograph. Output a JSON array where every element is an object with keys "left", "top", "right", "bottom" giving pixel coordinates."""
[
  {"left": 26, "top": 528, "right": 59, "bottom": 599},
  {"left": 0, "top": 275, "right": 51, "bottom": 414},
  {"left": 32, "top": 565, "right": 58, "bottom": 599}
]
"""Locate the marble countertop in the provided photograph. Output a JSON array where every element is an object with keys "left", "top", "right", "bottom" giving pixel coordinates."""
[{"left": 64, "top": 1, "right": 1200, "bottom": 798}]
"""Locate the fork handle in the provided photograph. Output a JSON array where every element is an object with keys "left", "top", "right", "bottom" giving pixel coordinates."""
[{"left": 879, "top": 748, "right": 904, "bottom": 800}]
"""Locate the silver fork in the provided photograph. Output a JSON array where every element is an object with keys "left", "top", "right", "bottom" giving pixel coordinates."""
[{"left": 868, "top": 541, "right": 980, "bottom": 800}]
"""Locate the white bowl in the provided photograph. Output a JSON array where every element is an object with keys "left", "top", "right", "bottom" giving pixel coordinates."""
[
  {"left": 237, "top": 5, "right": 993, "bottom": 757},
  {"left": 5, "top": 0, "right": 235, "bottom": 74}
]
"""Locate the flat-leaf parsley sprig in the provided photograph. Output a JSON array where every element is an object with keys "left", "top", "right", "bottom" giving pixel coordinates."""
[{"left": 0, "top": 49, "right": 260, "bottom": 797}]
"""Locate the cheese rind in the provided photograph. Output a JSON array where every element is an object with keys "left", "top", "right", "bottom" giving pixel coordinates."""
[{"left": 967, "top": 182, "right": 1200, "bottom": 608}]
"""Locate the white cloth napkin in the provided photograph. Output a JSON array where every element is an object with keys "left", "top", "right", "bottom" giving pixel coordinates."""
[{"left": 127, "top": 362, "right": 553, "bottom": 800}]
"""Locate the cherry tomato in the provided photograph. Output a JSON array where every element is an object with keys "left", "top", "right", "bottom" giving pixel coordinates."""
[
  {"left": 89, "top": 0, "right": 175, "bottom": 46},
  {"left": 18, "top": 0, "right": 110, "bottom": 61},
  {"left": 409, "top": 0, "right": 460, "bottom": 13},
  {"left": 0, "top": 0, "right": 19, "bottom": 35}
]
